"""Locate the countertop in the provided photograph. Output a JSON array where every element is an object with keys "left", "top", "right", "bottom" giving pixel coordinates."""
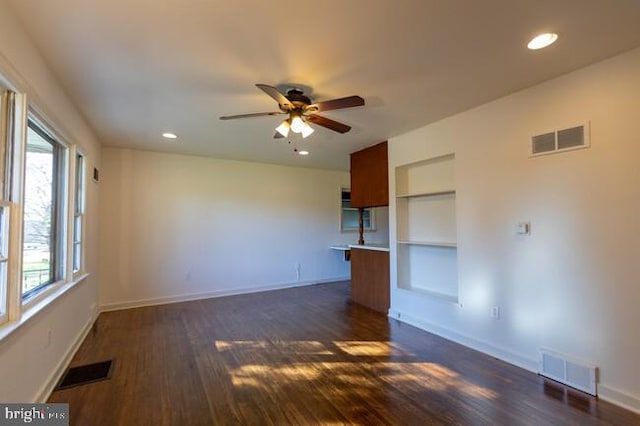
[
  {"left": 330, "top": 243, "right": 390, "bottom": 253},
  {"left": 348, "top": 243, "right": 390, "bottom": 252},
  {"left": 330, "top": 243, "right": 389, "bottom": 251}
]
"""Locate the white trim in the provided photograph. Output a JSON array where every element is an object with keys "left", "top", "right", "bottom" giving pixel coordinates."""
[
  {"left": 0, "top": 202, "right": 12, "bottom": 324},
  {"left": 6, "top": 94, "right": 26, "bottom": 323},
  {"left": 72, "top": 149, "right": 86, "bottom": 276},
  {"left": 65, "top": 145, "right": 77, "bottom": 281},
  {"left": 387, "top": 308, "right": 538, "bottom": 372},
  {"left": 36, "top": 310, "right": 97, "bottom": 402},
  {"left": 100, "top": 276, "right": 350, "bottom": 312},
  {"left": 21, "top": 114, "right": 71, "bottom": 307},
  {"left": 388, "top": 308, "right": 640, "bottom": 413},
  {"left": 0, "top": 273, "right": 89, "bottom": 342},
  {"left": 599, "top": 385, "right": 640, "bottom": 415}
]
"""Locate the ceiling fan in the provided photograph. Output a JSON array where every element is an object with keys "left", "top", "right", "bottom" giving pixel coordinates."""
[{"left": 220, "top": 84, "right": 365, "bottom": 139}]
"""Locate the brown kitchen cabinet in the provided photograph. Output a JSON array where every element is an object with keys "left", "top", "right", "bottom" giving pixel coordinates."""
[
  {"left": 350, "top": 141, "right": 389, "bottom": 208},
  {"left": 350, "top": 247, "right": 390, "bottom": 313}
]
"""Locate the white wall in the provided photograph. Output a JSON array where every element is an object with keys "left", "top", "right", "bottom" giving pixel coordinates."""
[
  {"left": 99, "top": 148, "right": 387, "bottom": 309},
  {"left": 0, "top": 3, "right": 102, "bottom": 402},
  {"left": 389, "top": 47, "right": 640, "bottom": 412}
]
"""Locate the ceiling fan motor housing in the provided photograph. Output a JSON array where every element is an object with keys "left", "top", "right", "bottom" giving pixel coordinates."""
[{"left": 284, "top": 88, "right": 312, "bottom": 110}]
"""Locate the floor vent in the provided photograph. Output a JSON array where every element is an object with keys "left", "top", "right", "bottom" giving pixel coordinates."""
[
  {"left": 55, "top": 360, "right": 114, "bottom": 390},
  {"left": 539, "top": 350, "right": 597, "bottom": 396},
  {"left": 531, "top": 122, "right": 590, "bottom": 156}
]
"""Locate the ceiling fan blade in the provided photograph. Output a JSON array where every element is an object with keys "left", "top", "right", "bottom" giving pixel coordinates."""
[
  {"left": 306, "top": 114, "right": 352, "bottom": 133},
  {"left": 256, "top": 84, "right": 294, "bottom": 109},
  {"left": 273, "top": 132, "right": 284, "bottom": 139},
  {"left": 219, "top": 111, "right": 284, "bottom": 120},
  {"left": 308, "top": 95, "right": 364, "bottom": 112}
]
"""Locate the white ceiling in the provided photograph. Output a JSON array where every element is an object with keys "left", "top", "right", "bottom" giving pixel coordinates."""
[{"left": 6, "top": 0, "right": 640, "bottom": 170}]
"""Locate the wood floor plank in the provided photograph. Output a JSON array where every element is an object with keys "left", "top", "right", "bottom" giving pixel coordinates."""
[{"left": 49, "top": 281, "right": 640, "bottom": 425}]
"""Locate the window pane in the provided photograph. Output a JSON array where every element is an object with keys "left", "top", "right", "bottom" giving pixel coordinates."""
[
  {"left": 22, "top": 124, "right": 55, "bottom": 295},
  {"left": 73, "top": 154, "right": 84, "bottom": 272},
  {"left": 340, "top": 188, "right": 374, "bottom": 232},
  {"left": 0, "top": 207, "right": 5, "bottom": 257},
  {"left": 343, "top": 209, "right": 360, "bottom": 229},
  {"left": 0, "top": 206, "right": 7, "bottom": 317},
  {"left": 73, "top": 243, "right": 81, "bottom": 272}
]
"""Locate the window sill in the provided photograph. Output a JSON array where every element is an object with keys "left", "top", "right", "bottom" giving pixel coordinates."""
[{"left": 0, "top": 272, "right": 90, "bottom": 343}]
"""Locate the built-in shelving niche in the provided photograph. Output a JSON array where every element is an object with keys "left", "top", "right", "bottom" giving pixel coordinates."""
[{"left": 395, "top": 153, "right": 458, "bottom": 303}]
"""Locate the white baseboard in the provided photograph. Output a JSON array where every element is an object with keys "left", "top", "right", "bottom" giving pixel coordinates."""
[
  {"left": 388, "top": 308, "right": 640, "bottom": 414},
  {"left": 35, "top": 312, "right": 97, "bottom": 402},
  {"left": 599, "top": 384, "right": 640, "bottom": 414},
  {"left": 100, "top": 276, "right": 350, "bottom": 312},
  {"left": 387, "top": 308, "right": 538, "bottom": 373}
]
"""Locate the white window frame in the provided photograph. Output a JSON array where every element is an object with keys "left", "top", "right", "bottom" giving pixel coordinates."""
[
  {"left": 340, "top": 186, "right": 376, "bottom": 232},
  {"left": 20, "top": 111, "right": 70, "bottom": 308},
  {"left": 71, "top": 149, "right": 85, "bottom": 276},
  {"left": 0, "top": 202, "right": 11, "bottom": 324},
  {"left": 0, "top": 68, "right": 90, "bottom": 337},
  {"left": 0, "top": 87, "right": 26, "bottom": 327}
]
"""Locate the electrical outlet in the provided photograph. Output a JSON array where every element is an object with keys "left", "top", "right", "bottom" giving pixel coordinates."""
[
  {"left": 490, "top": 306, "right": 501, "bottom": 319},
  {"left": 517, "top": 222, "right": 531, "bottom": 235}
]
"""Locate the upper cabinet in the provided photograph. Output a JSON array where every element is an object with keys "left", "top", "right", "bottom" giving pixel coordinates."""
[{"left": 350, "top": 141, "right": 389, "bottom": 208}]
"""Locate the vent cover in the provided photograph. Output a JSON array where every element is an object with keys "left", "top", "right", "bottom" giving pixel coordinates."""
[
  {"left": 532, "top": 132, "right": 556, "bottom": 154},
  {"left": 539, "top": 349, "right": 597, "bottom": 396},
  {"left": 55, "top": 360, "right": 115, "bottom": 390},
  {"left": 531, "top": 122, "right": 589, "bottom": 156}
]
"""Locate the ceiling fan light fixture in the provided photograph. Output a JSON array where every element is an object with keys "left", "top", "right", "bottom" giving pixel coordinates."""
[
  {"left": 276, "top": 120, "right": 290, "bottom": 137},
  {"left": 301, "top": 123, "right": 314, "bottom": 138},
  {"left": 290, "top": 114, "right": 306, "bottom": 133},
  {"left": 220, "top": 84, "right": 364, "bottom": 139}
]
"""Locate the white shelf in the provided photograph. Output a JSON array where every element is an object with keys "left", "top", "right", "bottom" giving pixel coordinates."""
[
  {"left": 397, "top": 240, "right": 456, "bottom": 248},
  {"left": 396, "top": 189, "right": 455, "bottom": 199},
  {"left": 397, "top": 286, "right": 459, "bottom": 304},
  {"left": 395, "top": 153, "right": 458, "bottom": 301}
]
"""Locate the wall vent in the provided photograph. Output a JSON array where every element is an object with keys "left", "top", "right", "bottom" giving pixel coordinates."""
[
  {"left": 539, "top": 349, "right": 597, "bottom": 396},
  {"left": 531, "top": 122, "right": 590, "bottom": 157}
]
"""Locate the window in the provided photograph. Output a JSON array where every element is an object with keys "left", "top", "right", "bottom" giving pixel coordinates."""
[
  {"left": 0, "top": 203, "right": 9, "bottom": 322},
  {"left": 22, "top": 119, "right": 66, "bottom": 299},
  {"left": 340, "top": 187, "right": 375, "bottom": 232},
  {"left": 0, "top": 77, "right": 87, "bottom": 331},
  {"left": 0, "top": 89, "right": 15, "bottom": 322},
  {"left": 73, "top": 153, "right": 85, "bottom": 273}
]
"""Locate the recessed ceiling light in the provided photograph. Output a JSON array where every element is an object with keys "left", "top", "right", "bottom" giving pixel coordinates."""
[
  {"left": 298, "top": 150, "right": 309, "bottom": 156},
  {"left": 162, "top": 132, "right": 178, "bottom": 139},
  {"left": 527, "top": 33, "right": 558, "bottom": 50}
]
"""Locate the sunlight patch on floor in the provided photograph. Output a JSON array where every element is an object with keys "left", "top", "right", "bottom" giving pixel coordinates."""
[
  {"left": 333, "top": 340, "right": 412, "bottom": 357},
  {"left": 214, "top": 340, "right": 334, "bottom": 355},
  {"left": 217, "top": 339, "right": 499, "bottom": 401}
]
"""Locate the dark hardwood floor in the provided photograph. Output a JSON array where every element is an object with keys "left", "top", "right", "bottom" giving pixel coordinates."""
[{"left": 49, "top": 281, "right": 640, "bottom": 425}]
